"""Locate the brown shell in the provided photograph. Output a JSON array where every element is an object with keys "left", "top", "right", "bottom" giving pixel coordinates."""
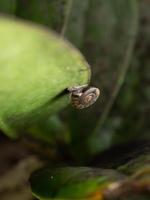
[{"left": 69, "top": 86, "right": 100, "bottom": 109}]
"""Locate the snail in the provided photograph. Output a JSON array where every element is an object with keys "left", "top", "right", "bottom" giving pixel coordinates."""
[{"left": 68, "top": 85, "right": 100, "bottom": 109}]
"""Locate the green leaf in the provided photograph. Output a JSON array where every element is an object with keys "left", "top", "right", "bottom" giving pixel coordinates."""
[
  {"left": 30, "top": 150, "right": 150, "bottom": 199},
  {"left": 0, "top": 17, "right": 90, "bottom": 137},
  {"left": 30, "top": 167, "right": 124, "bottom": 200}
]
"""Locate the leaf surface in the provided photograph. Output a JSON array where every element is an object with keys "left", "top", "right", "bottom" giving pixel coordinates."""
[{"left": 0, "top": 17, "right": 90, "bottom": 137}]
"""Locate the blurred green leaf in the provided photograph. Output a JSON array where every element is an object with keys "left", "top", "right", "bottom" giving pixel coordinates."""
[
  {"left": 88, "top": 0, "right": 138, "bottom": 152},
  {"left": 30, "top": 150, "right": 150, "bottom": 199},
  {"left": 30, "top": 167, "right": 124, "bottom": 200},
  {"left": 118, "top": 153, "right": 150, "bottom": 176},
  {"left": 0, "top": 0, "right": 16, "bottom": 14},
  {"left": 15, "top": 0, "right": 89, "bottom": 48},
  {"left": 16, "top": 0, "right": 69, "bottom": 32},
  {"left": 61, "top": 0, "right": 89, "bottom": 48},
  {"left": 29, "top": 114, "right": 70, "bottom": 145},
  {"left": 67, "top": 0, "right": 138, "bottom": 156},
  {"left": 0, "top": 17, "right": 90, "bottom": 138},
  {"left": 107, "top": 0, "right": 150, "bottom": 146}
]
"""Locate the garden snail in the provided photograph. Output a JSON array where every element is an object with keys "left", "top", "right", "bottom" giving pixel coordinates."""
[{"left": 68, "top": 85, "right": 100, "bottom": 109}]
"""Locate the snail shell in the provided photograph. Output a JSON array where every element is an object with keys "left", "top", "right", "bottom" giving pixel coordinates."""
[{"left": 68, "top": 85, "right": 100, "bottom": 109}]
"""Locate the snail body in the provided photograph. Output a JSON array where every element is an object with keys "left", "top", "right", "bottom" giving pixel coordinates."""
[{"left": 68, "top": 85, "right": 100, "bottom": 109}]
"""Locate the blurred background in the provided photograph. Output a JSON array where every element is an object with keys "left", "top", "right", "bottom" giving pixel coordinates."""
[{"left": 0, "top": 0, "right": 149, "bottom": 200}]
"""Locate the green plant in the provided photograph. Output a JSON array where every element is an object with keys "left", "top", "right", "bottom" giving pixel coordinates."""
[{"left": 0, "top": 0, "right": 149, "bottom": 200}]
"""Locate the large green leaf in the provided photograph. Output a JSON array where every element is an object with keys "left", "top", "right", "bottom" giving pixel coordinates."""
[{"left": 0, "top": 17, "right": 90, "bottom": 137}]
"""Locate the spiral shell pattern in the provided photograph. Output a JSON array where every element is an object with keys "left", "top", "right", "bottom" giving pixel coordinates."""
[{"left": 69, "top": 85, "right": 100, "bottom": 109}]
